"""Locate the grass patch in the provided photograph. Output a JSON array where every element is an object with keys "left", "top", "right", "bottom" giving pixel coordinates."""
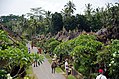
[
  {"left": 45, "top": 54, "right": 51, "bottom": 59},
  {"left": 48, "top": 59, "right": 52, "bottom": 63},
  {"left": 68, "top": 75, "right": 76, "bottom": 79},
  {"left": 45, "top": 54, "right": 52, "bottom": 63},
  {"left": 56, "top": 67, "right": 64, "bottom": 73},
  {"left": 25, "top": 66, "right": 38, "bottom": 79},
  {"left": 26, "top": 66, "right": 33, "bottom": 74}
]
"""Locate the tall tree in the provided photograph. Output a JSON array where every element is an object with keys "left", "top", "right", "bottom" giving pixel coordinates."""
[
  {"left": 0, "top": 14, "right": 21, "bottom": 31},
  {"left": 64, "top": 15, "right": 77, "bottom": 31},
  {"left": 61, "top": 1, "right": 76, "bottom": 17},
  {"left": 26, "top": 7, "right": 46, "bottom": 38},
  {"left": 43, "top": 11, "right": 52, "bottom": 34},
  {"left": 27, "top": 7, "right": 45, "bottom": 21},
  {"left": 61, "top": 1, "right": 77, "bottom": 31},
  {"left": 75, "top": 14, "right": 90, "bottom": 31},
  {"left": 51, "top": 12, "right": 63, "bottom": 35}
]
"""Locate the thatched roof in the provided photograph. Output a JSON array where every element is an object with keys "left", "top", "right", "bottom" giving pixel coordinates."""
[
  {"left": 55, "top": 29, "right": 80, "bottom": 41},
  {"left": 96, "top": 28, "right": 107, "bottom": 35}
]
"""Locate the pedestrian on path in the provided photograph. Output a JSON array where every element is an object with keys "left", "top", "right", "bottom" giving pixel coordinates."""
[
  {"left": 28, "top": 47, "right": 31, "bottom": 54},
  {"left": 33, "top": 47, "right": 39, "bottom": 67},
  {"left": 38, "top": 48, "right": 42, "bottom": 54},
  {"left": 65, "top": 59, "right": 69, "bottom": 78},
  {"left": 96, "top": 69, "right": 107, "bottom": 79},
  {"left": 31, "top": 41, "right": 33, "bottom": 49},
  {"left": 51, "top": 58, "right": 57, "bottom": 73},
  {"left": 26, "top": 41, "right": 31, "bottom": 54},
  {"left": 34, "top": 57, "right": 38, "bottom": 67}
]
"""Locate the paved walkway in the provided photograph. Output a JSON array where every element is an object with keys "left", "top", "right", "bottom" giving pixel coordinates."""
[
  {"left": 32, "top": 56, "right": 66, "bottom": 79},
  {"left": 26, "top": 42, "right": 65, "bottom": 79}
]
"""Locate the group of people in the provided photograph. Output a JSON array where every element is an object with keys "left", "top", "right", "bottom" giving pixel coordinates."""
[
  {"left": 51, "top": 56, "right": 108, "bottom": 79},
  {"left": 64, "top": 59, "right": 108, "bottom": 79},
  {"left": 27, "top": 41, "right": 42, "bottom": 67},
  {"left": 51, "top": 56, "right": 70, "bottom": 77},
  {"left": 28, "top": 42, "right": 108, "bottom": 79}
]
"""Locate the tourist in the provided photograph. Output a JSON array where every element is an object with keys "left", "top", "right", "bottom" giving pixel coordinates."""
[
  {"left": 96, "top": 69, "right": 107, "bottom": 79},
  {"left": 65, "top": 59, "right": 69, "bottom": 78},
  {"left": 51, "top": 58, "right": 57, "bottom": 73}
]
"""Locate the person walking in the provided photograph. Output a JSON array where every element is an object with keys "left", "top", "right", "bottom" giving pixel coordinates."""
[
  {"left": 65, "top": 59, "right": 69, "bottom": 79},
  {"left": 38, "top": 48, "right": 42, "bottom": 54},
  {"left": 31, "top": 41, "right": 33, "bottom": 49},
  {"left": 28, "top": 47, "right": 31, "bottom": 54},
  {"left": 51, "top": 58, "right": 57, "bottom": 74},
  {"left": 33, "top": 47, "right": 39, "bottom": 67},
  {"left": 96, "top": 69, "right": 107, "bottom": 79}
]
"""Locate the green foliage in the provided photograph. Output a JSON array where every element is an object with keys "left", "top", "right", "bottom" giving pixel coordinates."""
[
  {"left": 84, "top": 4, "right": 103, "bottom": 32},
  {"left": 54, "top": 34, "right": 103, "bottom": 78},
  {"left": 68, "top": 75, "right": 76, "bottom": 79},
  {"left": 54, "top": 34, "right": 101, "bottom": 55},
  {"left": 75, "top": 14, "right": 90, "bottom": 31},
  {"left": 61, "top": 1, "right": 76, "bottom": 16},
  {"left": 0, "top": 69, "right": 7, "bottom": 78},
  {"left": 0, "top": 30, "right": 9, "bottom": 42},
  {"left": 96, "top": 39, "right": 119, "bottom": 78},
  {"left": 70, "top": 35, "right": 103, "bottom": 77},
  {"left": 107, "top": 39, "right": 119, "bottom": 78},
  {"left": 1, "top": 3, "right": 119, "bottom": 40},
  {"left": 49, "top": 40, "right": 60, "bottom": 53},
  {"left": 51, "top": 12, "right": 63, "bottom": 34},
  {"left": 38, "top": 38, "right": 61, "bottom": 55},
  {"left": 53, "top": 40, "right": 73, "bottom": 55},
  {"left": 0, "top": 2, "right": 119, "bottom": 79},
  {"left": 46, "top": 38, "right": 56, "bottom": 44},
  {"left": 0, "top": 30, "right": 44, "bottom": 78},
  {"left": 44, "top": 38, "right": 56, "bottom": 50},
  {"left": 64, "top": 16, "right": 77, "bottom": 31}
]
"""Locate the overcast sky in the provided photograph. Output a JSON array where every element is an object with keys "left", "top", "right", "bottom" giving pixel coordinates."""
[{"left": 0, "top": 0, "right": 119, "bottom": 16}]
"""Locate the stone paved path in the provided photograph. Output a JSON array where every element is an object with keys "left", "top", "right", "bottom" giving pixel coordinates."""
[
  {"left": 26, "top": 42, "right": 65, "bottom": 79},
  {"left": 32, "top": 57, "right": 66, "bottom": 79}
]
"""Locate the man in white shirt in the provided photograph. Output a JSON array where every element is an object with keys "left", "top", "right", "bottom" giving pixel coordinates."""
[
  {"left": 65, "top": 59, "right": 69, "bottom": 79},
  {"left": 96, "top": 69, "right": 107, "bottom": 79}
]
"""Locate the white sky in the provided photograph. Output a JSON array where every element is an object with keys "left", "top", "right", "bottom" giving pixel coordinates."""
[{"left": 0, "top": 0, "right": 119, "bottom": 16}]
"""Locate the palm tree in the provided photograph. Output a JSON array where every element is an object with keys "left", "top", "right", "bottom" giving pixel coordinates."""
[
  {"left": 84, "top": 3, "right": 93, "bottom": 21},
  {"left": 27, "top": 7, "right": 46, "bottom": 21},
  {"left": 44, "top": 11, "right": 52, "bottom": 33},
  {"left": 61, "top": 1, "right": 76, "bottom": 16},
  {"left": 26, "top": 7, "right": 46, "bottom": 39}
]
